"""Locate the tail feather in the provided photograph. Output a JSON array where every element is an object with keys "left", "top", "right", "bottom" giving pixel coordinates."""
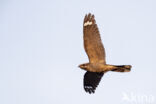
[{"left": 111, "top": 65, "right": 131, "bottom": 72}]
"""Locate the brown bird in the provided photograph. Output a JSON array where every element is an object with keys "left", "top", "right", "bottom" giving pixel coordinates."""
[{"left": 79, "top": 13, "right": 132, "bottom": 94}]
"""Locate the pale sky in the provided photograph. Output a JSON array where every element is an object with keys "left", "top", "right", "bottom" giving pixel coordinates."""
[{"left": 0, "top": 0, "right": 156, "bottom": 104}]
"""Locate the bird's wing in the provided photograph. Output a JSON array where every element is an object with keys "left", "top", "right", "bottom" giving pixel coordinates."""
[
  {"left": 83, "top": 13, "right": 106, "bottom": 64},
  {"left": 84, "top": 71, "right": 104, "bottom": 94}
]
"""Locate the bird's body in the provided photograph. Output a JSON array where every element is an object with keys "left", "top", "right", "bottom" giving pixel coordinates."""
[
  {"left": 78, "top": 13, "right": 132, "bottom": 94},
  {"left": 79, "top": 63, "right": 131, "bottom": 72}
]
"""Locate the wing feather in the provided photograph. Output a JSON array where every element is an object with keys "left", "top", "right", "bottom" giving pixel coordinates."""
[
  {"left": 84, "top": 71, "right": 104, "bottom": 94},
  {"left": 83, "top": 13, "right": 106, "bottom": 64}
]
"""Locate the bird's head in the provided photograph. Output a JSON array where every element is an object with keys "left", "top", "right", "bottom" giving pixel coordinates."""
[{"left": 78, "top": 63, "right": 89, "bottom": 70}]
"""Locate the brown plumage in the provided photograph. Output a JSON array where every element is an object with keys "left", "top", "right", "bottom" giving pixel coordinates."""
[
  {"left": 78, "top": 13, "right": 132, "bottom": 94},
  {"left": 83, "top": 14, "right": 106, "bottom": 64}
]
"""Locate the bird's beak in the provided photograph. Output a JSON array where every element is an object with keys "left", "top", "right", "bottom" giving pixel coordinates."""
[{"left": 78, "top": 65, "right": 82, "bottom": 68}]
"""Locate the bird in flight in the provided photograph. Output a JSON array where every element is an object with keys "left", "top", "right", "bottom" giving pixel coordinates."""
[{"left": 78, "top": 13, "right": 132, "bottom": 94}]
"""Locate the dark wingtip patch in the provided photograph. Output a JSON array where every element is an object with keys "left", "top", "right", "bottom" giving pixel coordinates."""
[
  {"left": 84, "top": 71, "right": 104, "bottom": 94},
  {"left": 84, "top": 85, "right": 95, "bottom": 94}
]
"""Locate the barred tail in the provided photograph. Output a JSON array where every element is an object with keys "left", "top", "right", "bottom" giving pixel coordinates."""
[{"left": 111, "top": 65, "right": 132, "bottom": 72}]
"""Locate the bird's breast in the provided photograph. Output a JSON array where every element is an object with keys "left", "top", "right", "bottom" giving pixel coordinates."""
[{"left": 88, "top": 63, "right": 106, "bottom": 72}]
